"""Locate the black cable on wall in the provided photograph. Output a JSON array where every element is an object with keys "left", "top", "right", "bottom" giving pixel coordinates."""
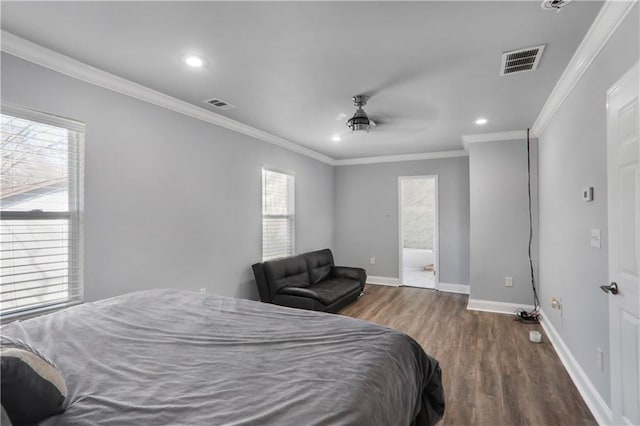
[{"left": 516, "top": 128, "right": 540, "bottom": 323}]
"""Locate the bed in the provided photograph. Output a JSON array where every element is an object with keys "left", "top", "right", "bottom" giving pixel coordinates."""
[{"left": 1, "top": 289, "right": 445, "bottom": 425}]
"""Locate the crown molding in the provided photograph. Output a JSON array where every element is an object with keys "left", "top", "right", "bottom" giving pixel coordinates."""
[
  {"left": 531, "top": 0, "right": 637, "bottom": 136},
  {"left": 0, "top": 30, "right": 337, "bottom": 166},
  {"left": 334, "top": 149, "right": 468, "bottom": 166},
  {"left": 462, "top": 130, "right": 529, "bottom": 149}
]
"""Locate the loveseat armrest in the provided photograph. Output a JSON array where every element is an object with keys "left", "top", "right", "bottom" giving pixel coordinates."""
[
  {"left": 251, "top": 263, "right": 272, "bottom": 303},
  {"left": 331, "top": 266, "right": 367, "bottom": 288}
]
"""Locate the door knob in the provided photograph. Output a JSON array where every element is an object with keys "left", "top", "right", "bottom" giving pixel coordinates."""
[{"left": 600, "top": 282, "right": 619, "bottom": 295}]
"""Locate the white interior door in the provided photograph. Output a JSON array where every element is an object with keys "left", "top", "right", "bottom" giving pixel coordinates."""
[{"left": 607, "top": 61, "right": 639, "bottom": 426}]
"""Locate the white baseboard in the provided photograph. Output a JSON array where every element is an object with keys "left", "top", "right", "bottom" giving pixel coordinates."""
[
  {"left": 467, "top": 298, "right": 534, "bottom": 315},
  {"left": 366, "top": 276, "right": 400, "bottom": 286},
  {"left": 438, "top": 283, "right": 470, "bottom": 295},
  {"left": 539, "top": 310, "right": 611, "bottom": 425}
]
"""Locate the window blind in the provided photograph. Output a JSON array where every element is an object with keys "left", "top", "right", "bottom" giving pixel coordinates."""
[
  {"left": 262, "top": 167, "right": 294, "bottom": 261},
  {"left": 1, "top": 106, "right": 84, "bottom": 318}
]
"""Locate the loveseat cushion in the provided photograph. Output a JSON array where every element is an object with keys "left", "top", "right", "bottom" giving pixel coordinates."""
[
  {"left": 263, "top": 255, "right": 310, "bottom": 297},
  {"left": 278, "top": 278, "right": 361, "bottom": 306},
  {"left": 332, "top": 266, "right": 367, "bottom": 288},
  {"left": 303, "top": 249, "right": 334, "bottom": 284}
]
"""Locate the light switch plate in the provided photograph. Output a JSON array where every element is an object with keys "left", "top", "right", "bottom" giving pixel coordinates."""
[
  {"left": 583, "top": 186, "right": 594, "bottom": 201},
  {"left": 590, "top": 228, "right": 601, "bottom": 248}
]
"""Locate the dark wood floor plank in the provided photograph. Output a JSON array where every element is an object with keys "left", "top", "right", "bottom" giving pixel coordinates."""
[{"left": 339, "top": 284, "right": 597, "bottom": 426}]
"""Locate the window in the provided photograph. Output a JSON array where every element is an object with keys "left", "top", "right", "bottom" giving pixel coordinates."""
[
  {"left": 262, "top": 167, "right": 294, "bottom": 261},
  {"left": 1, "top": 105, "right": 84, "bottom": 318}
]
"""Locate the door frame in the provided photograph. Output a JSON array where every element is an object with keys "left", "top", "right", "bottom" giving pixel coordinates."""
[{"left": 398, "top": 175, "right": 439, "bottom": 289}]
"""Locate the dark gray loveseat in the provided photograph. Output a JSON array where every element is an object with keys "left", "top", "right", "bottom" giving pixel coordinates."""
[{"left": 251, "top": 249, "right": 366, "bottom": 313}]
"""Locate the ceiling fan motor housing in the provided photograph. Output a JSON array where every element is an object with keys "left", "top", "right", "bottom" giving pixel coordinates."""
[
  {"left": 347, "top": 95, "right": 372, "bottom": 132},
  {"left": 352, "top": 95, "right": 368, "bottom": 107}
]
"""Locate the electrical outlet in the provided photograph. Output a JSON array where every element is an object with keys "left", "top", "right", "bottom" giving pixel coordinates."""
[
  {"left": 505, "top": 277, "right": 514, "bottom": 287},
  {"left": 370, "top": 257, "right": 375, "bottom": 265},
  {"left": 200, "top": 288, "right": 207, "bottom": 294},
  {"left": 596, "top": 347, "right": 604, "bottom": 371}
]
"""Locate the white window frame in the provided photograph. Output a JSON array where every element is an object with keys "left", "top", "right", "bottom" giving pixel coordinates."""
[
  {"left": 1, "top": 104, "right": 85, "bottom": 320},
  {"left": 261, "top": 166, "right": 295, "bottom": 261}
]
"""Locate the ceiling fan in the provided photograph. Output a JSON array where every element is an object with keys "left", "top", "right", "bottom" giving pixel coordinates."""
[
  {"left": 346, "top": 95, "right": 375, "bottom": 132},
  {"left": 344, "top": 94, "right": 429, "bottom": 135}
]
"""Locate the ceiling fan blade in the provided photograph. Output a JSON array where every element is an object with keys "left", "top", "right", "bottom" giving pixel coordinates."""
[
  {"left": 370, "top": 116, "right": 429, "bottom": 129},
  {"left": 361, "top": 68, "right": 435, "bottom": 99},
  {"left": 372, "top": 126, "right": 428, "bottom": 134}
]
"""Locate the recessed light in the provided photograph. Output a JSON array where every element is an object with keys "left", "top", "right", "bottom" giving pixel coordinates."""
[
  {"left": 475, "top": 118, "right": 488, "bottom": 125},
  {"left": 182, "top": 55, "right": 204, "bottom": 67},
  {"left": 331, "top": 134, "right": 341, "bottom": 142}
]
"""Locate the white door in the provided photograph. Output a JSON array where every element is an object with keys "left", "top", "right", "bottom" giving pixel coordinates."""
[{"left": 607, "top": 61, "right": 639, "bottom": 426}]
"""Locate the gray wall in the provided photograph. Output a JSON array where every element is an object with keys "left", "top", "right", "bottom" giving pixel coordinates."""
[
  {"left": 1, "top": 53, "right": 335, "bottom": 303},
  {"left": 333, "top": 157, "right": 470, "bottom": 285},
  {"left": 537, "top": 5, "right": 639, "bottom": 405},
  {"left": 468, "top": 138, "right": 539, "bottom": 304}
]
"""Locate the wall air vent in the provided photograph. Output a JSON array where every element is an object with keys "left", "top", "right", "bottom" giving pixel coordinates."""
[
  {"left": 204, "top": 98, "right": 235, "bottom": 110},
  {"left": 500, "top": 44, "right": 546, "bottom": 76}
]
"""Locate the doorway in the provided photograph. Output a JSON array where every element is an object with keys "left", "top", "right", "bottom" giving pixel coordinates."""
[{"left": 399, "top": 175, "right": 438, "bottom": 289}]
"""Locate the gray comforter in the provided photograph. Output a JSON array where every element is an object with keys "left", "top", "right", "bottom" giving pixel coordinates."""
[{"left": 1, "top": 289, "right": 444, "bottom": 425}]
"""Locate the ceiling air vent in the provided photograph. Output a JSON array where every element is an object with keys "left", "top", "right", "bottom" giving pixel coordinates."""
[
  {"left": 541, "top": 0, "right": 573, "bottom": 11},
  {"left": 204, "top": 98, "right": 235, "bottom": 110},
  {"left": 500, "top": 44, "right": 546, "bottom": 76}
]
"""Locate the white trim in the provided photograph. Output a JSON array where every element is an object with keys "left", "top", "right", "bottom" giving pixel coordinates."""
[
  {"left": 398, "top": 178, "right": 404, "bottom": 287},
  {"left": 531, "top": 0, "right": 637, "bottom": 137},
  {"left": 0, "top": 31, "right": 469, "bottom": 168},
  {"left": 539, "top": 310, "right": 612, "bottom": 425},
  {"left": 333, "top": 150, "right": 468, "bottom": 166},
  {"left": 2, "top": 0, "right": 634, "bottom": 167},
  {"left": 261, "top": 164, "right": 295, "bottom": 178},
  {"left": 1, "top": 102, "right": 85, "bottom": 132},
  {"left": 366, "top": 276, "right": 400, "bottom": 286},
  {"left": 0, "top": 30, "right": 336, "bottom": 166},
  {"left": 438, "top": 283, "right": 470, "bottom": 295},
  {"left": 606, "top": 59, "right": 639, "bottom": 98},
  {"left": 462, "top": 130, "right": 529, "bottom": 150},
  {"left": 0, "top": 106, "right": 85, "bottom": 318},
  {"left": 467, "top": 298, "right": 534, "bottom": 315},
  {"left": 398, "top": 175, "right": 439, "bottom": 289},
  {"left": 261, "top": 168, "right": 295, "bottom": 262}
]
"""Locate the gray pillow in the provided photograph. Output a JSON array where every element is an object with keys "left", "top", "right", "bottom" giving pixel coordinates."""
[{"left": 0, "top": 336, "right": 67, "bottom": 425}]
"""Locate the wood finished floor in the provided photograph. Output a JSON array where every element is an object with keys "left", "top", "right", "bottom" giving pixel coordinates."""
[{"left": 339, "top": 284, "right": 596, "bottom": 426}]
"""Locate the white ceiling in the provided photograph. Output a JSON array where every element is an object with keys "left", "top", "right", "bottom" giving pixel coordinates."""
[{"left": 1, "top": 1, "right": 602, "bottom": 160}]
